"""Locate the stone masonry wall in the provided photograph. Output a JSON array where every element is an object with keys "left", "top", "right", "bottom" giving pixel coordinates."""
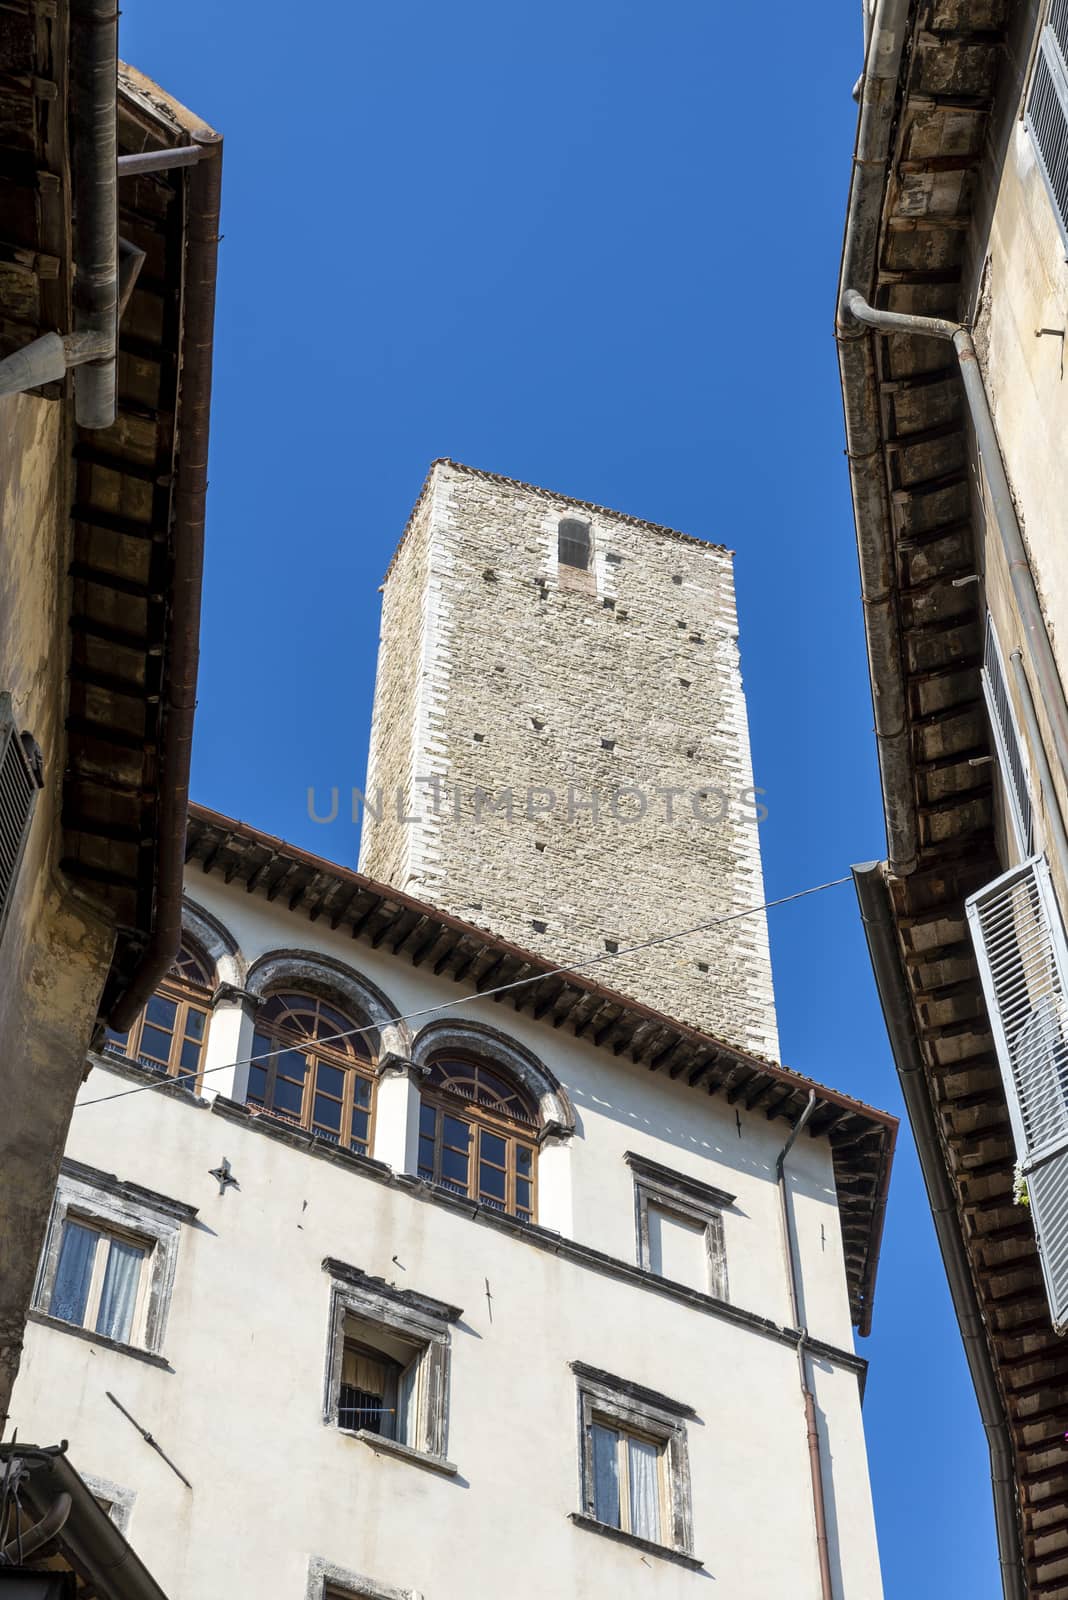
[{"left": 360, "top": 460, "right": 778, "bottom": 1061}]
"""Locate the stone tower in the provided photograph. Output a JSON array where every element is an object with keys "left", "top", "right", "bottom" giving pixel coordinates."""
[{"left": 359, "top": 459, "right": 778, "bottom": 1061}]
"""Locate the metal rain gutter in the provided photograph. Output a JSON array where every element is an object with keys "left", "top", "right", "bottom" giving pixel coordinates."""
[
  {"left": 852, "top": 861, "right": 1025, "bottom": 1600},
  {"left": 0, "top": 1444, "right": 170, "bottom": 1600},
  {"left": 835, "top": 0, "right": 916, "bottom": 875},
  {"left": 108, "top": 128, "right": 223, "bottom": 1031}
]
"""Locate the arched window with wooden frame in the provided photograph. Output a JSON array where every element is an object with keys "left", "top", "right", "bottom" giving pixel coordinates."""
[
  {"left": 417, "top": 1055, "right": 538, "bottom": 1220},
  {"left": 248, "top": 992, "right": 375, "bottom": 1155},
  {"left": 103, "top": 941, "right": 214, "bottom": 1087}
]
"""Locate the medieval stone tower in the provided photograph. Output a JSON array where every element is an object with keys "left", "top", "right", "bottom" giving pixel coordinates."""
[{"left": 359, "top": 459, "right": 778, "bottom": 1061}]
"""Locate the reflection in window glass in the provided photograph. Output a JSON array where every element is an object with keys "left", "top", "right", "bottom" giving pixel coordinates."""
[
  {"left": 418, "top": 1055, "right": 537, "bottom": 1219},
  {"left": 246, "top": 992, "right": 375, "bottom": 1153}
]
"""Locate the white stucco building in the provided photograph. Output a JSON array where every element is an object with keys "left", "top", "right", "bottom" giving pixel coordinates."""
[{"left": 8, "top": 804, "right": 895, "bottom": 1599}]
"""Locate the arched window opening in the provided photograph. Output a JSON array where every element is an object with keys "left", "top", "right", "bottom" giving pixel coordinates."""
[
  {"left": 418, "top": 1055, "right": 537, "bottom": 1220},
  {"left": 248, "top": 991, "right": 375, "bottom": 1154},
  {"left": 103, "top": 940, "right": 213, "bottom": 1086},
  {"left": 558, "top": 517, "right": 591, "bottom": 571}
]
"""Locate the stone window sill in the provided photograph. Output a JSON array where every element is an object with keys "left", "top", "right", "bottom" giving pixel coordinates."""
[
  {"left": 569, "top": 1513, "right": 703, "bottom": 1570},
  {"left": 28, "top": 1309, "right": 171, "bottom": 1370},
  {"left": 339, "top": 1427, "right": 458, "bottom": 1477}
]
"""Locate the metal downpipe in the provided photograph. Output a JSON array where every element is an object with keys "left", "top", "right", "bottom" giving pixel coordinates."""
[
  {"left": 853, "top": 862, "right": 1025, "bottom": 1600},
  {"left": 70, "top": 0, "right": 118, "bottom": 429},
  {"left": 777, "top": 1092, "right": 834, "bottom": 1600},
  {"left": 841, "top": 288, "right": 1068, "bottom": 804}
]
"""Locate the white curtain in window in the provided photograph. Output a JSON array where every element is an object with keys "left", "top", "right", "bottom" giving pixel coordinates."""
[
  {"left": 397, "top": 1356, "right": 420, "bottom": 1448},
  {"left": 627, "top": 1438, "right": 661, "bottom": 1543},
  {"left": 591, "top": 1423, "right": 620, "bottom": 1526},
  {"left": 50, "top": 1221, "right": 96, "bottom": 1324},
  {"left": 96, "top": 1240, "right": 144, "bottom": 1342}
]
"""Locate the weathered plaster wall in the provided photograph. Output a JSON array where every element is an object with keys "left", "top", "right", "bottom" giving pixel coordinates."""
[
  {"left": 10, "top": 858, "right": 883, "bottom": 1600},
  {"left": 360, "top": 463, "right": 778, "bottom": 1062},
  {"left": 969, "top": 112, "right": 1068, "bottom": 900},
  {"left": 0, "top": 393, "right": 116, "bottom": 1420}
]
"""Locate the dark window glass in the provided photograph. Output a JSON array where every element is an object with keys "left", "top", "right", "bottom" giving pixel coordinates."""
[
  {"left": 248, "top": 992, "right": 375, "bottom": 1151},
  {"left": 140, "top": 1025, "right": 173, "bottom": 1061},
  {"left": 480, "top": 1130, "right": 507, "bottom": 1166},
  {"left": 558, "top": 517, "right": 592, "bottom": 570},
  {"left": 317, "top": 1062, "right": 345, "bottom": 1099},
  {"left": 112, "top": 941, "right": 212, "bottom": 1083},
  {"left": 418, "top": 1055, "right": 538, "bottom": 1218},
  {"left": 146, "top": 994, "right": 178, "bottom": 1029}
]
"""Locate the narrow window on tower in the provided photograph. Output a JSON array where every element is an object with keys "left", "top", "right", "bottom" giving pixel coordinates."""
[{"left": 558, "top": 517, "right": 592, "bottom": 571}]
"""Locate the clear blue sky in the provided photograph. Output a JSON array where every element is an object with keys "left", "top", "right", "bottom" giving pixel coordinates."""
[{"left": 125, "top": 3, "right": 997, "bottom": 1591}]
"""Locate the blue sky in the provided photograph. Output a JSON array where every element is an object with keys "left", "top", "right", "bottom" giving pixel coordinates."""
[{"left": 125, "top": 2, "right": 996, "bottom": 1590}]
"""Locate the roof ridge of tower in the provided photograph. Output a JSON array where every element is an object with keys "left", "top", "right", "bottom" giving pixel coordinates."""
[{"left": 382, "top": 458, "right": 733, "bottom": 582}]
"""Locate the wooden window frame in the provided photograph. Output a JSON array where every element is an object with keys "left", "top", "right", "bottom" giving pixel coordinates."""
[
  {"left": 417, "top": 1055, "right": 538, "bottom": 1220},
  {"left": 571, "top": 1363, "right": 699, "bottom": 1568},
  {"left": 248, "top": 992, "right": 377, "bottom": 1156},
  {"left": 103, "top": 943, "right": 213, "bottom": 1088}
]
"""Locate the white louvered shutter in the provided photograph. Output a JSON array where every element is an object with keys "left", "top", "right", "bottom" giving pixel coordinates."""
[
  {"left": 1026, "top": 0, "right": 1068, "bottom": 248},
  {"left": 0, "top": 694, "right": 43, "bottom": 946},
  {"left": 967, "top": 857, "right": 1068, "bottom": 1327},
  {"left": 981, "top": 614, "right": 1034, "bottom": 859}
]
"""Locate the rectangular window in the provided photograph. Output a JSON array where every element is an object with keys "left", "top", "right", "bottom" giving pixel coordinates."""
[
  {"left": 626, "top": 1151, "right": 733, "bottom": 1300},
  {"left": 324, "top": 1259, "right": 460, "bottom": 1470},
  {"left": 572, "top": 1363, "right": 699, "bottom": 1566},
  {"left": 49, "top": 1219, "right": 148, "bottom": 1345},
  {"left": 34, "top": 1159, "right": 194, "bottom": 1356},
  {"left": 1025, "top": 1, "right": 1068, "bottom": 249},
  {"left": 981, "top": 612, "right": 1034, "bottom": 860},
  {"left": 558, "top": 517, "right": 592, "bottom": 570}
]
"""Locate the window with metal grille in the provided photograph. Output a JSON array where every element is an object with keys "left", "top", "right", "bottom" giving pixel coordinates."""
[
  {"left": 1025, "top": 0, "right": 1068, "bottom": 248},
  {"left": 967, "top": 856, "right": 1068, "bottom": 1328},
  {"left": 981, "top": 613, "right": 1034, "bottom": 859},
  {"left": 338, "top": 1329, "right": 421, "bottom": 1445},
  {"left": 558, "top": 516, "right": 592, "bottom": 570},
  {"left": 0, "top": 693, "right": 43, "bottom": 947}
]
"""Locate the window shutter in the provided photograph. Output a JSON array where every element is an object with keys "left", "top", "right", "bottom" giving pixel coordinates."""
[
  {"left": 967, "top": 857, "right": 1068, "bottom": 1327},
  {"left": 0, "top": 693, "right": 43, "bottom": 945},
  {"left": 1025, "top": 6, "right": 1068, "bottom": 248},
  {"left": 981, "top": 613, "right": 1034, "bottom": 858}
]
